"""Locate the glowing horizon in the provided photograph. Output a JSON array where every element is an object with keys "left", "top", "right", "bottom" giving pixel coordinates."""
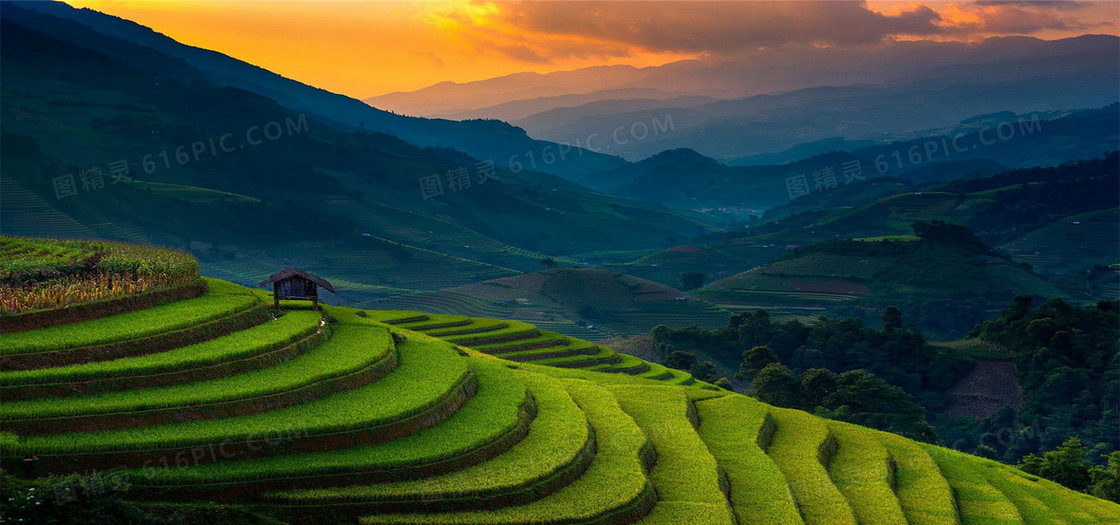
[{"left": 66, "top": 1, "right": 1119, "bottom": 99}]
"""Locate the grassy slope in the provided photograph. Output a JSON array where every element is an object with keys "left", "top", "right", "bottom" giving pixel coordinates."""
[
  {"left": 359, "top": 379, "right": 656, "bottom": 524},
  {"left": 383, "top": 310, "right": 704, "bottom": 387},
  {"left": 1, "top": 275, "right": 1116, "bottom": 525},
  {"left": 6, "top": 327, "right": 459, "bottom": 455},
  {"left": 132, "top": 358, "right": 522, "bottom": 486},
  {"left": 997, "top": 207, "right": 1120, "bottom": 299},
  {"left": 766, "top": 407, "right": 859, "bottom": 524}
]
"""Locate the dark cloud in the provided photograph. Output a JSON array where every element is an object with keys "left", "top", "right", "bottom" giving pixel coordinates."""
[
  {"left": 945, "top": 1, "right": 1106, "bottom": 35},
  {"left": 492, "top": 1, "right": 944, "bottom": 55},
  {"left": 438, "top": 1, "right": 1116, "bottom": 64},
  {"left": 974, "top": 1, "right": 1088, "bottom": 10}
]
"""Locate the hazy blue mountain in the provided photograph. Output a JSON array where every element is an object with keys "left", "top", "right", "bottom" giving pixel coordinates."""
[
  {"left": 368, "top": 70, "right": 671, "bottom": 118},
  {"left": 375, "top": 34, "right": 1118, "bottom": 163},
  {"left": 521, "top": 46, "right": 1119, "bottom": 161},
  {"left": 442, "top": 90, "right": 717, "bottom": 124},
  {"left": 583, "top": 106, "right": 1119, "bottom": 218}
]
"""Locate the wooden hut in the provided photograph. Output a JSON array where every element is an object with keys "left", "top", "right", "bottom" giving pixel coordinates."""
[{"left": 258, "top": 268, "right": 335, "bottom": 310}]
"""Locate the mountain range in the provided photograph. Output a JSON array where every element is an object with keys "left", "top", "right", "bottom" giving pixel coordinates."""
[
  {"left": 1, "top": 0, "right": 1116, "bottom": 342},
  {"left": 369, "top": 35, "right": 1119, "bottom": 162},
  {"left": 3, "top": 1, "right": 626, "bottom": 179}
]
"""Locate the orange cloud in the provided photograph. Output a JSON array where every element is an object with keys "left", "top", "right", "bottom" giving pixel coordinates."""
[
  {"left": 64, "top": 0, "right": 1118, "bottom": 98},
  {"left": 425, "top": 1, "right": 947, "bottom": 60},
  {"left": 873, "top": 0, "right": 1116, "bottom": 40},
  {"left": 423, "top": 1, "right": 1117, "bottom": 60},
  {"left": 941, "top": 1, "right": 1108, "bottom": 35}
]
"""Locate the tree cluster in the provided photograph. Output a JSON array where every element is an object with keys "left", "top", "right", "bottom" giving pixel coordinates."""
[
  {"left": 747, "top": 359, "right": 936, "bottom": 442},
  {"left": 946, "top": 298, "right": 1120, "bottom": 471},
  {"left": 1018, "top": 438, "right": 1120, "bottom": 503},
  {"left": 652, "top": 307, "right": 971, "bottom": 412},
  {"left": 662, "top": 350, "right": 726, "bottom": 387}
]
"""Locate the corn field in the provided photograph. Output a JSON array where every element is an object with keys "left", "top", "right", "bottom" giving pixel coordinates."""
[{"left": 1, "top": 236, "right": 200, "bottom": 314}]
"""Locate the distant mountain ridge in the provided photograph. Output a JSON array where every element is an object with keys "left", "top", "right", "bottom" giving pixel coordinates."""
[
  {"left": 369, "top": 34, "right": 1119, "bottom": 162},
  {"left": 0, "top": 8, "right": 711, "bottom": 311},
  {"left": 366, "top": 64, "right": 651, "bottom": 118},
  {"left": 372, "top": 34, "right": 1118, "bottom": 116},
  {"left": 5, "top": 0, "right": 626, "bottom": 178},
  {"left": 573, "top": 106, "right": 1119, "bottom": 217}
]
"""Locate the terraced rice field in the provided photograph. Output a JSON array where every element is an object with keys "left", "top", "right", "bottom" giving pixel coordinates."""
[
  {"left": 376, "top": 311, "right": 692, "bottom": 382},
  {"left": 0, "top": 310, "right": 324, "bottom": 390},
  {"left": 0, "top": 179, "right": 98, "bottom": 239},
  {"left": 998, "top": 208, "right": 1119, "bottom": 275},
  {"left": 610, "top": 385, "right": 735, "bottom": 524},
  {"left": 369, "top": 292, "right": 517, "bottom": 319},
  {"left": 2, "top": 274, "right": 1115, "bottom": 524},
  {"left": 0, "top": 278, "right": 259, "bottom": 356},
  {"left": 266, "top": 370, "right": 591, "bottom": 511},
  {"left": 766, "top": 408, "right": 859, "bottom": 524}
]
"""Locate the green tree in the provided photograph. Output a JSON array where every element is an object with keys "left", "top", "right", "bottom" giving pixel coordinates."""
[
  {"left": 650, "top": 324, "right": 671, "bottom": 339},
  {"left": 1018, "top": 437, "right": 1094, "bottom": 492},
  {"left": 880, "top": 306, "right": 903, "bottom": 332},
  {"left": 799, "top": 367, "right": 837, "bottom": 410},
  {"left": 909, "top": 420, "right": 940, "bottom": 445},
  {"left": 818, "top": 369, "right": 928, "bottom": 439},
  {"left": 971, "top": 298, "right": 1117, "bottom": 465},
  {"left": 712, "top": 377, "right": 734, "bottom": 391},
  {"left": 974, "top": 444, "right": 1000, "bottom": 460},
  {"left": 911, "top": 219, "right": 989, "bottom": 253},
  {"left": 1089, "top": 451, "right": 1120, "bottom": 503},
  {"left": 750, "top": 363, "right": 801, "bottom": 407},
  {"left": 539, "top": 257, "right": 558, "bottom": 269},
  {"left": 663, "top": 351, "right": 697, "bottom": 371},
  {"left": 691, "top": 360, "right": 720, "bottom": 384},
  {"left": 737, "top": 345, "right": 778, "bottom": 381},
  {"left": 678, "top": 272, "right": 706, "bottom": 291},
  {"left": 1007, "top": 293, "right": 1035, "bottom": 321}
]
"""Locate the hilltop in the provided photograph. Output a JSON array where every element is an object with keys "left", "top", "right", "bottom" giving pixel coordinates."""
[
  {"left": 619, "top": 153, "right": 1120, "bottom": 334},
  {"left": 3, "top": 237, "right": 1116, "bottom": 524},
  {"left": 696, "top": 221, "right": 1061, "bottom": 338}
]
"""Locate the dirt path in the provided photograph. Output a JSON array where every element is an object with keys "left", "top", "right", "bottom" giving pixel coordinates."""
[{"left": 947, "top": 359, "right": 1024, "bottom": 419}]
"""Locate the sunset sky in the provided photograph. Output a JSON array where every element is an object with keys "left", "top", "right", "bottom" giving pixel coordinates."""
[{"left": 66, "top": 1, "right": 1120, "bottom": 99}]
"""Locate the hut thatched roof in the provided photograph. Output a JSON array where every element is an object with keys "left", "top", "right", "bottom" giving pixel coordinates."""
[{"left": 258, "top": 268, "right": 335, "bottom": 293}]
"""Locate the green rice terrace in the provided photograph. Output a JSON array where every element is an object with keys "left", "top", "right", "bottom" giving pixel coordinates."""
[
  {"left": 2, "top": 238, "right": 1118, "bottom": 524},
  {"left": 367, "top": 269, "right": 735, "bottom": 340}
]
